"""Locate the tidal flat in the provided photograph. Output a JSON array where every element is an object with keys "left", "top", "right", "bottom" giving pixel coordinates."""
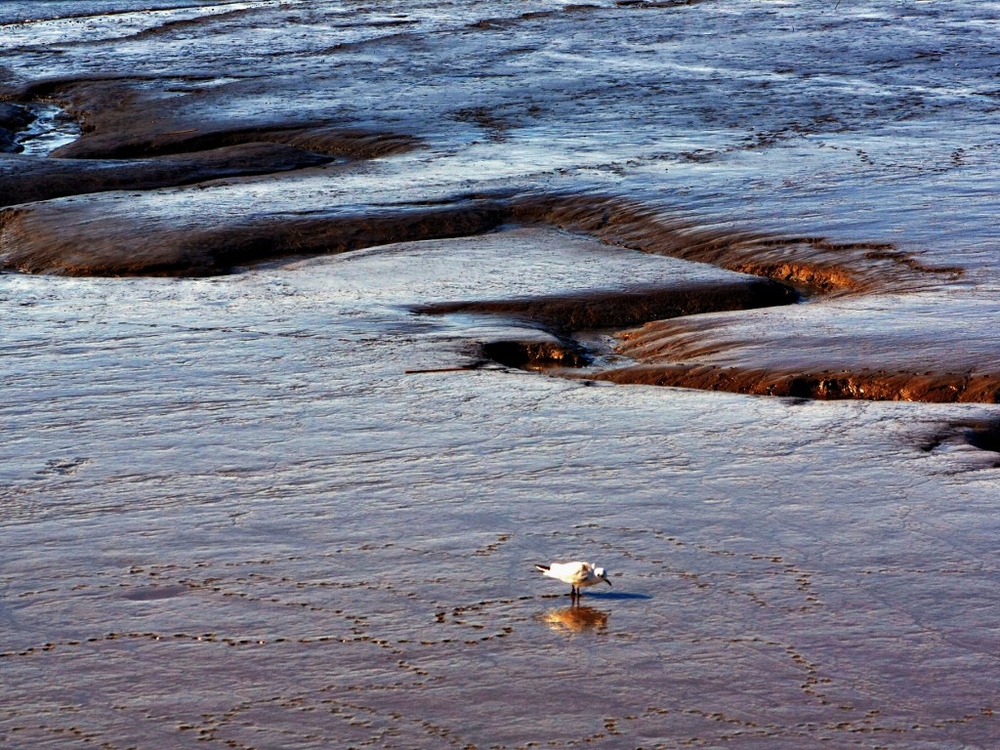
[{"left": 2, "top": 1, "right": 1000, "bottom": 748}]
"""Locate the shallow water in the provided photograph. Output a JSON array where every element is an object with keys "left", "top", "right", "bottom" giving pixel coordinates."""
[
  {"left": 2, "top": 1, "right": 1000, "bottom": 748},
  {"left": 13, "top": 103, "right": 81, "bottom": 156}
]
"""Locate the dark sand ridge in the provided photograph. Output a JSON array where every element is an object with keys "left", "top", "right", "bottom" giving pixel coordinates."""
[
  {"left": 0, "top": 79, "right": 419, "bottom": 207},
  {"left": 0, "top": 145, "right": 332, "bottom": 207},
  {"left": 416, "top": 277, "right": 799, "bottom": 371},
  {"left": 594, "top": 360, "right": 1000, "bottom": 404},
  {"left": 6, "top": 78, "right": 421, "bottom": 160},
  {"left": 0, "top": 186, "right": 935, "bottom": 286},
  {"left": 588, "top": 298, "right": 1000, "bottom": 403},
  {"left": 416, "top": 198, "right": 994, "bottom": 405},
  {"left": 0, "top": 101, "right": 34, "bottom": 152},
  {"left": 414, "top": 196, "right": 981, "bottom": 399},
  {"left": 0, "top": 78, "right": 990, "bottom": 403},
  {"left": 0, "top": 79, "right": 948, "bottom": 287},
  {"left": 417, "top": 279, "right": 798, "bottom": 334}
]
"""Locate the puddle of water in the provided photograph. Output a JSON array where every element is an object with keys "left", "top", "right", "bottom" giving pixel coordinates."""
[{"left": 14, "top": 102, "right": 81, "bottom": 156}]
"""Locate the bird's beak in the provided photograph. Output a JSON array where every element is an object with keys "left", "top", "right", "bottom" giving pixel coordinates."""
[{"left": 603, "top": 575, "right": 612, "bottom": 587}]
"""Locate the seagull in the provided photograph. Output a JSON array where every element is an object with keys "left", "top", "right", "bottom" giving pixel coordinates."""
[{"left": 535, "top": 561, "right": 611, "bottom": 598}]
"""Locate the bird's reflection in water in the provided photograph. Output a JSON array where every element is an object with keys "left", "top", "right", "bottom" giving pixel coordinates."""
[{"left": 542, "top": 604, "right": 609, "bottom": 634}]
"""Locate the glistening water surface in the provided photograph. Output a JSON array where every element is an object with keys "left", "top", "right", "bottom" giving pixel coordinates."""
[{"left": 2, "top": 1, "right": 1000, "bottom": 748}]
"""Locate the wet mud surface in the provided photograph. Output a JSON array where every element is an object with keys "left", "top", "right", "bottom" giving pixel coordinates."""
[
  {"left": 4, "top": 263, "right": 1000, "bottom": 749},
  {"left": 3, "top": 1, "right": 1000, "bottom": 748},
  {"left": 0, "top": 24, "right": 987, "bottom": 402}
]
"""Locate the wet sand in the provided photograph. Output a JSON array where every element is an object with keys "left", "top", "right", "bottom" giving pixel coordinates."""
[{"left": 2, "top": 1, "right": 1000, "bottom": 748}]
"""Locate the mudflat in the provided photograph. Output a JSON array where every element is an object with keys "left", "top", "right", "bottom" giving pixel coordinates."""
[{"left": 2, "top": 2, "right": 999, "bottom": 748}]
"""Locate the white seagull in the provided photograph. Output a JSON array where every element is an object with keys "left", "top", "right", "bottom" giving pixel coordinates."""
[{"left": 535, "top": 561, "right": 611, "bottom": 598}]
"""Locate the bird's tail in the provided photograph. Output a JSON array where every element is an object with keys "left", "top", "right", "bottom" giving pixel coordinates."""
[{"left": 534, "top": 564, "right": 550, "bottom": 573}]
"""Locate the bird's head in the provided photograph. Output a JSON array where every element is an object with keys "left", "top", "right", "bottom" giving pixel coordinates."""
[{"left": 594, "top": 566, "right": 612, "bottom": 586}]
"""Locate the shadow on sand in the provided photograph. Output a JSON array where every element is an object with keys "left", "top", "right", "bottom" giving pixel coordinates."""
[{"left": 574, "top": 591, "right": 652, "bottom": 601}]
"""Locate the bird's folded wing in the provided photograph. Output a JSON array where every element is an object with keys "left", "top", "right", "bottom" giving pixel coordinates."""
[{"left": 563, "top": 562, "right": 590, "bottom": 584}]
